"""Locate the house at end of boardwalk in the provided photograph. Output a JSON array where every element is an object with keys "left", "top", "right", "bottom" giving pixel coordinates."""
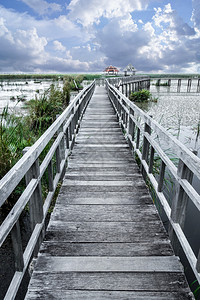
[
  {"left": 103, "top": 65, "right": 119, "bottom": 76},
  {"left": 124, "top": 64, "right": 136, "bottom": 76}
]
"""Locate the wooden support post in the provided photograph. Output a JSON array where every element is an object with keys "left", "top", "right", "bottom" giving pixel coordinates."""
[
  {"left": 125, "top": 84, "right": 128, "bottom": 97},
  {"left": 23, "top": 147, "right": 44, "bottom": 256},
  {"left": 128, "top": 83, "right": 131, "bottom": 97},
  {"left": 141, "top": 123, "right": 151, "bottom": 180},
  {"left": 48, "top": 160, "right": 54, "bottom": 192},
  {"left": 149, "top": 146, "right": 155, "bottom": 174},
  {"left": 122, "top": 84, "right": 124, "bottom": 95},
  {"left": 57, "top": 121, "right": 65, "bottom": 160},
  {"left": 56, "top": 146, "right": 61, "bottom": 174},
  {"left": 128, "top": 109, "right": 135, "bottom": 140},
  {"left": 171, "top": 158, "right": 194, "bottom": 228},
  {"left": 65, "top": 129, "right": 69, "bottom": 149},
  {"left": 169, "top": 156, "right": 195, "bottom": 254},
  {"left": 23, "top": 148, "right": 43, "bottom": 230},
  {"left": 177, "top": 79, "right": 181, "bottom": 92},
  {"left": 157, "top": 161, "right": 166, "bottom": 192},
  {"left": 197, "top": 249, "right": 200, "bottom": 273},
  {"left": 197, "top": 79, "right": 200, "bottom": 92},
  {"left": 187, "top": 79, "right": 192, "bottom": 92},
  {"left": 136, "top": 128, "right": 140, "bottom": 149},
  {"left": 11, "top": 220, "right": 24, "bottom": 272}
]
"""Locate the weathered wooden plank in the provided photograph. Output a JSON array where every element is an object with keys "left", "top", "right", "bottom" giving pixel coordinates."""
[
  {"left": 26, "top": 272, "right": 189, "bottom": 292},
  {"left": 45, "top": 221, "right": 168, "bottom": 243},
  {"left": 62, "top": 180, "right": 141, "bottom": 186},
  {"left": 40, "top": 241, "right": 173, "bottom": 256},
  {"left": 34, "top": 256, "right": 183, "bottom": 272},
  {"left": 25, "top": 85, "right": 192, "bottom": 300},
  {"left": 64, "top": 175, "right": 143, "bottom": 181},
  {"left": 59, "top": 185, "right": 147, "bottom": 193},
  {"left": 56, "top": 193, "right": 151, "bottom": 205},
  {"left": 51, "top": 204, "right": 158, "bottom": 222},
  {"left": 25, "top": 290, "right": 193, "bottom": 300}
]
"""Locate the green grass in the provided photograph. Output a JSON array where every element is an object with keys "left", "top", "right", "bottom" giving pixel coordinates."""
[
  {"left": 0, "top": 75, "right": 84, "bottom": 210},
  {"left": 129, "top": 89, "right": 152, "bottom": 102}
]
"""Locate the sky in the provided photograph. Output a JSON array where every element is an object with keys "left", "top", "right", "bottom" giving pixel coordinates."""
[{"left": 0, "top": 0, "right": 200, "bottom": 74}]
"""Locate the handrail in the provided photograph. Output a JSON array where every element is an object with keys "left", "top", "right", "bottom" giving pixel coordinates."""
[
  {"left": 107, "top": 75, "right": 150, "bottom": 86},
  {"left": 106, "top": 79, "right": 200, "bottom": 284},
  {"left": 0, "top": 80, "right": 95, "bottom": 299}
]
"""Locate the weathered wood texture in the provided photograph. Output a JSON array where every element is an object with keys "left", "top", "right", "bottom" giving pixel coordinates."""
[
  {"left": 107, "top": 80, "right": 200, "bottom": 284},
  {"left": 25, "top": 86, "right": 193, "bottom": 299}
]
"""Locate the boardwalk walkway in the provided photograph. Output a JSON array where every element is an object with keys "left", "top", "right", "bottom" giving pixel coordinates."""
[{"left": 25, "top": 86, "right": 192, "bottom": 299}]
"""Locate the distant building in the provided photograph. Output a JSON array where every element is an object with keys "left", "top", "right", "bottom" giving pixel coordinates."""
[
  {"left": 124, "top": 64, "right": 136, "bottom": 76},
  {"left": 104, "top": 65, "right": 119, "bottom": 75}
]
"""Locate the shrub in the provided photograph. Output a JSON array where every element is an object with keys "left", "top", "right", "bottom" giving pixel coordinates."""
[{"left": 129, "top": 89, "right": 152, "bottom": 102}]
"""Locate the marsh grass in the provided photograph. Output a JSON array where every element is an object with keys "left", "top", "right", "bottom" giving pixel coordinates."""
[
  {"left": 130, "top": 89, "right": 158, "bottom": 103},
  {"left": 0, "top": 75, "right": 81, "bottom": 211}
]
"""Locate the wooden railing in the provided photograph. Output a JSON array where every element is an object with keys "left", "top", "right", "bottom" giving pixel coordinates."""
[
  {"left": 107, "top": 76, "right": 150, "bottom": 97},
  {"left": 0, "top": 81, "right": 95, "bottom": 300},
  {"left": 106, "top": 79, "right": 200, "bottom": 284}
]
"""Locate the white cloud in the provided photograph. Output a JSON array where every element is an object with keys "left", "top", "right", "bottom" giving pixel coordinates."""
[
  {"left": 20, "top": 0, "right": 62, "bottom": 15},
  {"left": 16, "top": 28, "right": 47, "bottom": 57},
  {"left": 153, "top": 3, "right": 195, "bottom": 36},
  {"left": 0, "top": 6, "right": 87, "bottom": 42},
  {"left": 67, "top": 0, "right": 150, "bottom": 26},
  {"left": 192, "top": 0, "right": 200, "bottom": 29},
  {"left": 0, "top": 1, "right": 199, "bottom": 74},
  {"left": 119, "top": 14, "right": 138, "bottom": 32},
  {"left": 53, "top": 40, "right": 66, "bottom": 52},
  {"left": 0, "top": 17, "right": 14, "bottom": 43},
  {"left": 95, "top": 3, "right": 199, "bottom": 73}
]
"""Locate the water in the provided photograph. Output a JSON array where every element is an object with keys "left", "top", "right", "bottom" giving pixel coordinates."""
[
  {"left": 0, "top": 79, "right": 63, "bottom": 114},
  {"left": 0, "top": 78, "right": 200, "bottom": 297},
  {"left": 142, "top": 80, "right": 200, "bottom": 148},
  {"left": 137, "top": 79, "right": 200, "bottom": 294}
]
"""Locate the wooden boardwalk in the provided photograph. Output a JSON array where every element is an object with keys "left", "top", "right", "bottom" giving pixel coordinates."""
[{"left": 25, "top": 86, "right": 192, "bottom": 299}]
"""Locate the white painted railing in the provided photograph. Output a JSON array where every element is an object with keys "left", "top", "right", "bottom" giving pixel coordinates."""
[
  {"left": 106, "top": 79, "right": 200, "bottom": 284},
  {"left": 107, "top": 75, "right": 150, "bottom": 96},
  {"left": 0, "top": 81, "right": 95, "bottom": 300}
]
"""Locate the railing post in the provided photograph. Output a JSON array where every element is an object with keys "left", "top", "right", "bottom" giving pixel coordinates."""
[
  {"left": 197, "top": 250, "right": 200, "bottom": 273},
  {"left": 157, "top": 161, "right": 166, "bottom": 192},
  {"left": 177, "top": 79, "right": 181, "bottom": 92},
  {"left": 169, "top": 154, "right": 195, "bottom": 253},
  {"left": 48, "top": 160, "right": 54, "bottom": 192},
  {"left": 121, "top": 84, "right": 123, "bottom": 94},
  {"left": 23, "top": 147, "right": 44, "bottom": 256},
  {"left": 56, "top": 120, "right": 66, "bottom": 179},
  {"left": 197, "top": 79, "right": 200, "bottom": 92},
  {"left": 141, "top": 122, "right": 151, "bottom": 180},
  {"left": 148, "top": 146, "right": 155, "bottom": 174},
  {"left": 11, "top": 220, "right": 24, "bottom": 272},
  {"left": 171, "top": 158, "right": 194, "bottom": 228}
]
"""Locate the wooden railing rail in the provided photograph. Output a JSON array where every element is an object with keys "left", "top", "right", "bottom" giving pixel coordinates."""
[
  {"left": 0, "top": 81, "right": 95, "bottom": 300},
  {"left": 106, "top": 79, "right": 200, "bottom": 284},
  {"left": 107, "top": 76, "right": 150, "bottom": 96}
]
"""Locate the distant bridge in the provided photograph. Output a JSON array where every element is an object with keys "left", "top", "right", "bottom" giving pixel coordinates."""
[{"left": 0, "top": 76, "right": 199, "bottom": 299}]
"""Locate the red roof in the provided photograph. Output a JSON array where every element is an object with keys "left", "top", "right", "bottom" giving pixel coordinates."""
[{"left": 104, "top": 65, "right": 119, "bottom": 73}]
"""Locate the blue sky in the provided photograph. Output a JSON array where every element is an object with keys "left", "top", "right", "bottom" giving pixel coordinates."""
[{"left": 0, "top": 0, "right": 199, "bottom": 73}]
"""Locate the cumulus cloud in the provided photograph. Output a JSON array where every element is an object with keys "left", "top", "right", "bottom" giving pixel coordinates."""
[
  {"left": 0, "top": 1, "right": 200, "bottom": 73},
  {"left": 0, "top": 5, "right": 87, "bottom": 42},
  {"left": 192, "top": 0, "right": 200, "bottom": 29},
  {"left": 20, "top": 0, "right": 62, "bottom": 15},
  {"left": 95, "top": 3, "right": 198, "bottom": 73},
  {"left": 53, "top": 40, "right": 66, "bottom": 52},
  {"left": 153, "top": 3, "right": 195, "bottom": 36},
  {"left": 0, "top": 17, "right": 14, "bottom": 43},
  {"left": 67, "top": 0, "right": 150, "bottom": 26}
]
